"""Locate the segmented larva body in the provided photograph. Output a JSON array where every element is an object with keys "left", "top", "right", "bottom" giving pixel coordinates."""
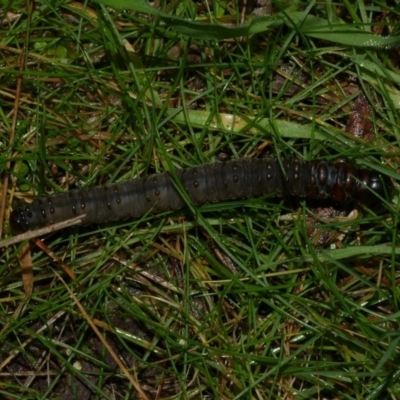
[{"left": 10, "top": 158, "right": 392, "bottom": 232}]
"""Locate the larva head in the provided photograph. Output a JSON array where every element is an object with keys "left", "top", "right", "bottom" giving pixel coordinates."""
[
  {"left": 10, "top": 207, "right": 30, "bottom": 233},
  {"left": 10, "top": 205, "right": 36, "bottom": 233}
]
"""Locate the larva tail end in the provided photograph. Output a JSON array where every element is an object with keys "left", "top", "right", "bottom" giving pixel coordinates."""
[{"left": 358, "top": 171, "right": 394, "bottom": 204}]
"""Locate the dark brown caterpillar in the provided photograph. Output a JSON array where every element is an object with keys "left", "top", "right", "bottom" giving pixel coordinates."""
[{"left": 10, "top": 158, "right": 392, "bottom": 233}]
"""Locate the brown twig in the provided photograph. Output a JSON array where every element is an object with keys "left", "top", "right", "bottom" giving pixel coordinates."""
[
  {"left": 0, "top": 215, "right": 86, "bottom": 249},
  {"left": 0, "top": 46, "right": 26, "bottom": 239}
]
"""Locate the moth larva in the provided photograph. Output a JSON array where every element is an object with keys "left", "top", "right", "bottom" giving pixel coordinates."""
[{"left": 10, "top": 158, "right": 392, "bottom": 232}]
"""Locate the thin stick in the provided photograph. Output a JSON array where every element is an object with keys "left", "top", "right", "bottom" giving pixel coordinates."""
[
  {"left": 0, "top": 215, "right": 86, "bottom": 248},
  {"left": 33, "top": 238, "right": 77, "bottom": 280},
  {"left": 0, "top": 44, "right": 26, "bottom": 239}
]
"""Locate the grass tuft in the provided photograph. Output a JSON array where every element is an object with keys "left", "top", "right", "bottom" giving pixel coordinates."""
[{"left": 1, "top": 1, "right": 399, "bottom": 398}]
